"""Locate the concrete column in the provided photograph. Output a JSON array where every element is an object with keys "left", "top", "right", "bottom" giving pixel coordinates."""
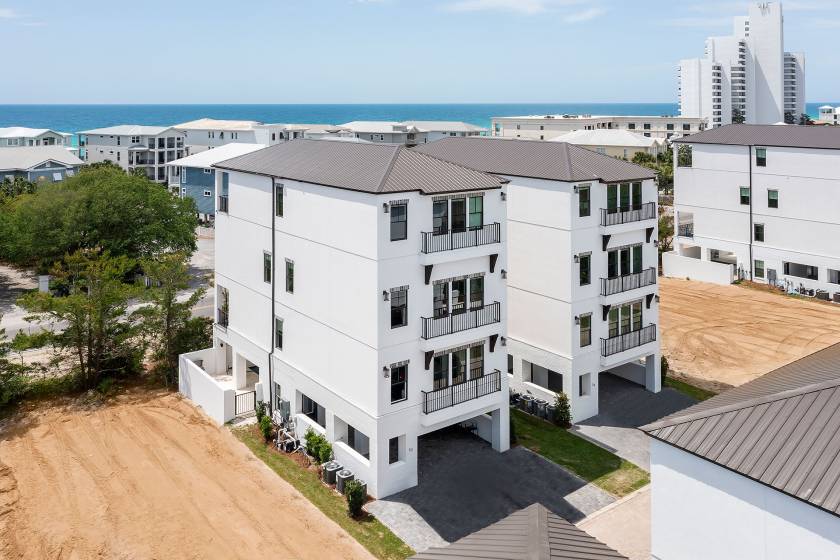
[
  {"left": 325, "top": 411, "right": 336, "bottom": 442},
  {"left": 491, "top": 407, "right": 510, "bottom": 452},
  {"left": 645, "top": 353, "right": 662, "bottom": 393},
  {"left": 233, "top": 353, "right": 247, "bottom": 390}
]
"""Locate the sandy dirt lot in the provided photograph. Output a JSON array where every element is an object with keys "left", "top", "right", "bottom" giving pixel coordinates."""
[
  {"left": 660, "top": 277, "right": 840, "bottom": 389},
  {"left": 0, "top": 390, "right": 373, "bottom": 560}
]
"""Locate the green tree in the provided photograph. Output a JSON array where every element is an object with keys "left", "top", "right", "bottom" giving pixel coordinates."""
[
  {"left": 0, "top": 318, "right": 30, "bottom": 408},
  {"left": 732, "top": 107, "right": 746, "bottom": 124},
  {"left": 552, "top": 392, "right": 571, "bottom": 428},
  {"left": 133, "top": 252, "right": 212, "bottom": 386},
  {"left": 0, "top": 176, "right": 37, "bottom": 200},
  {"left": 19, "top": 251, "right": 142, "bottom": 389},
  {"left": 0, "top": 166, "right": 197, "bottom": 269},
  {"left": 658, "top": 214, "right": 674, "bottom": 254},
  {"left": 799, "top": 113, "right": 814, "bottom": 125},
  {"left": 784, "top": 111, "right": 795, "bottom": 125}
]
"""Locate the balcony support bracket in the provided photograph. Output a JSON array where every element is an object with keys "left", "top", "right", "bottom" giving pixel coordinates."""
[
  {"left": 424, "top": 265, "right": 433, "bottom": 285},
  {"left": 602, "top": 234, "right": 611, "bottom": 252},
  {"left": 425, "top": 351, "right": 434, "bottom": 371},
  {"left": 646, "top": 227, "right": 654, "bottom": 243},
  {"left": 489, "top": 334, "right": 498, "bottom": 353},
  {"left": 602, "top": 304, "right": 612, "bottom": 322},
  {"left": 646, "top": 293, "right": 655, "bottom": 309},
  {"left": 489, "top": 253, "right": 499, "bottom": 273}
]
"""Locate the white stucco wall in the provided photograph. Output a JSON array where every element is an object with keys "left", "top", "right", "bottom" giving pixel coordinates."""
[
  {"left": 650, "top": 439, "right": 840, "bottom": 560},
  {"left": 178, "top": 349, "right": 235, "bottom": 425}
]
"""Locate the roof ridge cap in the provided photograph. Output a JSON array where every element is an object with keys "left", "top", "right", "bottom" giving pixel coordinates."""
[
  {"left": 376, "top": 144, "right": 404, "bottom": 193},
  {"left": 410, "top": 144, "right": 509, "bottom": 185},
  {"left": 641, "top": 376, "right": 840, "bottom": 433}
]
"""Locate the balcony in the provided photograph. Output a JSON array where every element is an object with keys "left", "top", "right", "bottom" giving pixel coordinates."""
[
  {"left": 218, "top": 195, "right": 229, "bottom": 213},
  {"left": 421, "top": 223, "right": 501, "bottom": 254},
  {"left": 217, "top": 308, "right": 229, "bottom": 328},
  {"left": 601, "top": 324, "right": 657, "bottom": 357},
  {"left": 422, "top": 370, "right": 502, "bottom": 414},
  {"left": 421, "top": 301, "right": 500, "bottom": 340},
  {"left": 600, "top": 202, "right": 656, "bottom": 227},
  {"left": 678, "top": 223, "right": 694, "bottom": 238},
  {"left": 600, "top": 268, "right": 657, "bottom": 296}
]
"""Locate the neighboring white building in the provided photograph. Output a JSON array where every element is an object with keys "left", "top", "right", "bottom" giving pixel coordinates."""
[
  {"left": 0, "top": 146, "right": 84, "bottom": 183},
  {"left": 666, "top": 124, "right": 840, "bottom": 294},
  {"left": 817, "top": 105, "right": 840, "bottom": 125},
  {"left": 679, "top": 2, "right": 806, "bottom": 127},
  {"left": 179, "top": 139, "right": 509, "bottom": 498},
  {"left": 491, "top": 114, "right": 706, "bottom": 141},
  {"left": 0, "top": 127, "right": 75, "bottom": 152},
  {"left": 417, "top": 137, "right": 660, "bottom": 422},
  {"left": 642, "top": 342, "right": 840, "bottom": 560},
  {"left": 340, "top": 121, "right": 486, "bottom": 146},
  {"left": 77, "top": 125, "right": 185, "bottom": 183},
  {"left": 549, "top": 129, "right": 664, "bottom": 160},
  {"left": 173, "top": 118, "right": 300, "bottom": 154}
]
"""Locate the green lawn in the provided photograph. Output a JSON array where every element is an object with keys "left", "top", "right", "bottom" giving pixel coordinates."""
[
  {"left": 664, "top": 377, "right": 717, "bottom": 401},
  {"left": 511, "top": 409, "right": 649, "bottom": 498},
  {"left": 234, "top": 427, "right": 414, "bottom": 560}
]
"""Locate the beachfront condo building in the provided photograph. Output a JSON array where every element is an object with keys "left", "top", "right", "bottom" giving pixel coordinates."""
[
  {"left": 165, "top": 143, "right": 266, "bottom": 222},
  {"left": 416, "top": 137, "right": 661, "bottom": 423},
  {"left": 817, "top": 105, "right": 840, "bottom": 125},
  {"left": 172, "top": 119, "right": 307, "bottom": 155},
  {"left": 340, "top": 121, "right": 486, "bottom": 146},
  {"left": 178, "top": 139, "right": 509, "bottom": 498},
  {"left": 665, "top": 124, "right": 840, "bottom": 295},
  {"left": 490, "top": 114, "right": 706, "bottom": 141},
  {"left": 0, "top": 127, "right": 75, "bottom": 153},
  {"left": 678, "top": 2, "right": 806, "bottom": 128},
  {"left": 77, "top": 125, "right": 185, "bottom": 183}
]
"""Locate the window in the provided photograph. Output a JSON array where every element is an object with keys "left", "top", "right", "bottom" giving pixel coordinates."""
[
  {"left": 784, "top": 262, "right": 818, "bottom": 280},
  {"left": 451, "top": 197, "right": 467, "bottom": 233},
  {"left": 578, "top": 184, "right": 591, "bottom": 217},
  {"left": 580, "top": 314, "right": 592, "bottom": 347},
  {"left": 389, "top": 437, "right": 400, "bottom": 464},
  {"left": 468, "top": 195, "right": 483, "bottom": 229},
  {"left": 829, "top": 269, "right": 840, "bottom": 284},
  {"left": 628, "top": 123, "right": 636, "bottom": 130},
  {"left": 390, "top": 203, "right": 407, "bottom": 241},
  {"left": 203, "top": 190, "right": 211, "bottom": 197},
  {"left": 285, "top": 260, "right": 294, "bottom": 293},
  {"left": 274, "top": 317, "right": 283, "bottom": 349},
  {"left": 740, "top": 187, "right": 750, "bottom": 205},
  {"left": 683, "top": 123, "right": 691, "bottom": 131},
  {"left": 579, "top": 372, "right": 591, "bottom": 397},
  {"left": 390, "top": 364, "right": 407, "bottom": 403},
  {"left": 275, "top": 183, "right": 284, "bottom": 217},
  {"left": 755, "top": 147, "right": 767, "bottom": 167},
  {"left": 469, "top": 276, "right": 484, "bottom": 309},
  {"left": 596, "top": 147, "right": 606, "bottom": 154},
  {"left": 507, "top": 354, "right": 513, "bottom": 375},
  {"left": 516, "top": 124, "right": 521, "bottom": 130},
  {"left": 579, "top": 253, "right": 591, "bottom": 286},
  {"left": 390, "top": 287, "right": 407, "bottom": 328},
  {"left": 203, "top": 168, "right": 212, "bottom": 174},
  {"left": 432, "top": 199, "right": 448, "bottom": 234},
  {"left": 539, "top": 125, "right": 544, "bottom": 130},
  {"left": 754, "top": 223, "right": 764, "bottom": 242},
  {"left": 263, "top": 252, "right": 272, "bottom": 283},
  {"left": 643, "top": 123, "right": 651, "bottom": 130},
  {"left": 667, "top": 123, "right": 674, "bottom": 131},
  {"left": 754, "top": 260, "right": 765, "bottom": 279},
  {"left": 768, "top": 189, "right": 778, "bottom": 209}
]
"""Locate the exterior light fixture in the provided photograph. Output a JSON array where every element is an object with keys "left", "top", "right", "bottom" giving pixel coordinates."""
[
  {"left": 501, "top": 269, "right": 507, "bottom": 279},
  {"left": 653, "top": 239, "right": 659, "bottom": 247},
  {"left": 383, "top": 203, "right": 389, "bottom": 213},
  {"left": 655, "top": 295, "right": 661, "bottom": 303},
  {"left": 574, "top": 254, "right": 580, "bottom": 263},
  {"left": 383, "top": 366, "right": 390, "bottom": 378},
  {"left": 382, "top": 290, "right": 389, "bottom": 301},
  {"left": 500, "top": 191, "right": 507, "bottom": 201},
  {"left": 574, "top": 315, "right": 580, "bottom": 325},
  {"left": 500, "top": 336, "right": 507, "bottom": 347},
  {"left": 573, "top": 185, "right": 579, "bottom": 193}
]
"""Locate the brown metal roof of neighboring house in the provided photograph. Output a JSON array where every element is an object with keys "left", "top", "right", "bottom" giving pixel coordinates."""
[
  {"left": 411, "top": 504, "right": 626, "bottom": 560},
  {"left": 213, "top": 139, "right": 506, "bottom": 195},
  {"left": 641, "top": 343, "right": 840, "bottom": 517},
  {"left": 672, "top": 123, "right": 840, "bottom": 150},
  {"left": 413, "top": 136, "right": 655, "bottom": 183}
]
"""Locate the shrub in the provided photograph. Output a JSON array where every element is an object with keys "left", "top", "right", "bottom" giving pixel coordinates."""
[
  {"left": 259, "top": 415, "right": 273, "bottom": 442},
  {"left": 255, "top": 400, "right": 267, "bottom": 423},
  {"left": 345, "top": 479, "right": 366, "bottom": 518},
  {"left": 304, "top": 428, "right": 333, "bottom": 464},
  {"left": 553, "top": 392, "right": 572, "bottom": 428},
  {"left": 661, "top": 355, "right": 669, "bottom": 385},
  {"left": 96, "top": 377, "right": 115, "bottom": 395}
]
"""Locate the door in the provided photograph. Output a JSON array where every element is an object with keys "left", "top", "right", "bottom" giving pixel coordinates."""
[
  {"left": 433, "top": 199, "right": 449, "bottom": 235},
  {"left": 452, "top": 349, "right": 467, "bottom": 385},
  {"left": 619, "top": 183, "right": 631, "bottom": 211},
  {"left": 631, "top": 182, "right": 642, "bottom": 210},
  {"left": 607, "top": 184, "right": 618, "bottom": 213},
  {"left": 451, "top": 198, "right": 467, "bottom": 233},
  {"left": 451, "top": 279, "right": 467, "bottom": 314},
  {"left": 632, "top": 245, "right": 643, "bottom": 274},
  {"left": 433, "top": 355, "right": 449, "bottom": 389},
  {"left": 434, "top": 283, "right": 449, "bottom": 318}
]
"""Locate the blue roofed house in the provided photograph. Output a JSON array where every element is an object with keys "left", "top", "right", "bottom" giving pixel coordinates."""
[
  {"left": 165, "top": 143, "right": 266, "bottom": 222},
  {"left": 0, "top": 146, "right": 84, "bottom": 183}
]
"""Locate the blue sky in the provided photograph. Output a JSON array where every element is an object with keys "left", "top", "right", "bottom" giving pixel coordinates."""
[{"left": 2, "top": 0, "right": 838, "bottom": 104}]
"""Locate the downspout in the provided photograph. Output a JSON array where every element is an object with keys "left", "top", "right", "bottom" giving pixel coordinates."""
[
  {"left": 748, "top": 146, "right": 753, "bottom": 282},
  {"left": 267, "top": 177, "right": 277, "bottom": 415}
]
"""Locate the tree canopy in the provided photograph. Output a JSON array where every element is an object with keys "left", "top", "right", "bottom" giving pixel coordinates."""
[{"left": 0, "top": 166, "right": 197, "bottom": 270}]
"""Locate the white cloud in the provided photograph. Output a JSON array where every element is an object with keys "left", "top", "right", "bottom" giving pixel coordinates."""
[
  {"left": 444, "top": 0, "right": 552, "bottom": 14},
  {"left": 563, "top": 6, "right": 605, "bottom": 23},
  {"left": 662, "top": 17, "right": 731, "bottom": 28},
  {"left": 0, "top": 8, "right": 20, "bottom": 18}
]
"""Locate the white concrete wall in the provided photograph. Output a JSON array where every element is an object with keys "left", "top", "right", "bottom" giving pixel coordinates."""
[
  {"left": 651, "top": 439, "right": 840, "bottom": 560},
  {"left": 662, "top": 252, "right": 735, "bottom": 285},
  {"left": 179, "top": 348, "right": 235, "bottom": 425}
]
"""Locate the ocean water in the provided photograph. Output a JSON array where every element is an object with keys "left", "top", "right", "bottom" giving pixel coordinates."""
[{"left": 0, "top": 103, "right": 832, "bottom": 140}]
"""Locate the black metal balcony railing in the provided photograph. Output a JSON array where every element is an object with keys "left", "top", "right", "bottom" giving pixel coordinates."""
[
  {"left": 421, "top": 223, "right": 501, "bottom": 254},
  {"left": 600, "top": 268, "right": 657, "bottom": 296},
  {"left": 678, "top": 223, "right": 694, "bottom": 238},
  {"left": 218, "top": 195, "right": 229, "bottom": 213},
  {"left": 422, "top": 370, "right": 502, "bottom": 414},
  {"left": 600, "top": 202, "right": 656, "bottom": 227},
  {"left": 421, "top": 301, "right": 500, "bottom": 340},
  {"left": 601, "top": 324, "right": 657, "bottom": 357},
  {"left": 217, "top": 309, "right": 229, "bottom": 328}
]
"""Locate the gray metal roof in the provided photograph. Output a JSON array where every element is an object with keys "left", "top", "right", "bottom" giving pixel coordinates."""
[
  {"left": 672, "top": 124, "right": 840, "bottom": 150},
  {"left": 213, "top": 139, "right": 506, "bottom": 195},
  {"left": 413, "top": 137, "right": 655, "bottom": 183},
  {"left": 642, "top": 343, "right": 840, "bottom": 517},
  {"left": 411, "top": 504, "right": 626, "bottom": 560}
]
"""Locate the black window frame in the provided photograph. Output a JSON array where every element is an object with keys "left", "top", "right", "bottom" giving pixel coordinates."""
[
  {"left": 285, "top": 260, "right": 294, "bottom": 293},
  {"left": 755, "top": 147, "right": 767, "bottom": 167},
  {"left": 390, "top": 365, "right": 407, "bottom": 404},
  {"left": 768, "top": 189, "right": 779, "bottom": 209},
  {"left": 275, "top": 183, "right": 284, "bottom": 217},
  {"left": 468, "top": 195, "right": 484, "bottom": 230},
  {"left": 754, "top": 260, "right": 765, "bottom": 279},
  {"left": 390, "top": 287, "right": 408, "bottom": 329},
  {"left": 754, "top": 223, "right": 764, "bottom": 242},
  {"left": 579, "top": 254, "right": 591, "bottom": 286},
  {"left": 578, "top": 184, "right": 591, "bottom": 218},
  {"left": 263, "top": 251, "right": 272, "bottom": 284},
  {"left": 390, "top": 203, "right": 407, "bottom": 241},
  {"left": 388, "top": 436, "right": 400, "bottom": 464},
  {"left": 580, "top": 313, "right": 592, "bottom": 347},
  {"left": 274, "top": 317, "right": 283, "bottom": 350},
  {"left": 740, "top": 187, "right": 750, "bottom": 206}
]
